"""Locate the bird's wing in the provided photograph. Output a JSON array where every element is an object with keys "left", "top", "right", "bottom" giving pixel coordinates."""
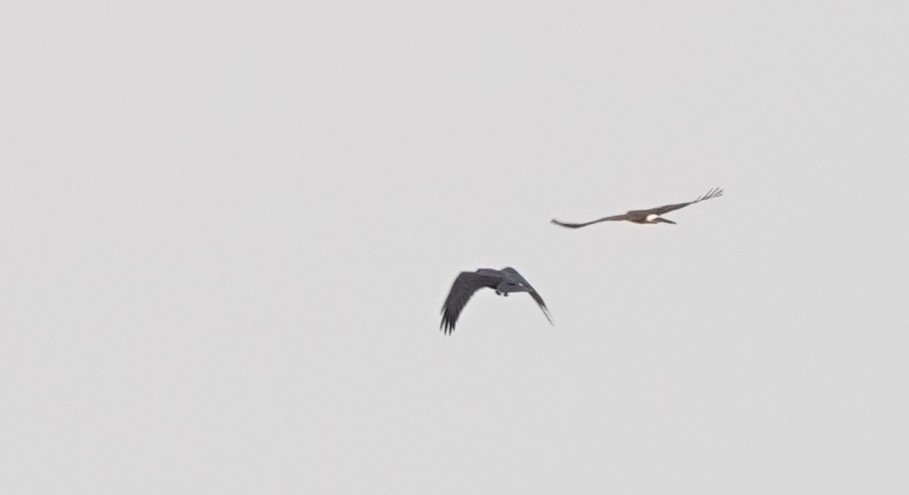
[
  {"left": 440, "top": 271, "right": 500, "bottom": 334},
  {"left": 528, "top": 290, "right": 553, "bottom": 325},
  {"left": 501, "top": 267, "right": 553, "bottom": 325},
  {"left": 550, "top": 214, "right": 630, "bottom": 229},
  {"left": 642, "top": 187, "right": 724, "bottom": 216}
]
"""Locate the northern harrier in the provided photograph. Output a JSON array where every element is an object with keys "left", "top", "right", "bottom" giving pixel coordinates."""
[
  {"left": 551, "top": 187, "right": 723, "bottom": 228},
  {"left": 440, "top": 267, "right": 552, "bottom": 334}
]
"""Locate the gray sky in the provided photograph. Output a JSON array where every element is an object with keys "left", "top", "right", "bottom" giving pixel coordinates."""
[{"left": 2, "top": 1, "right": 908, "bottom": 493}]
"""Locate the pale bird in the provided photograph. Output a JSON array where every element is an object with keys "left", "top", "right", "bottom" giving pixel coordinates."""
[{"left": 551, "top": 187, "right": 724, "bottom": 228}]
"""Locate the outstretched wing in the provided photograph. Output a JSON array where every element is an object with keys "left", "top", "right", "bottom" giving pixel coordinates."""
[
  {"left": 500, "top": 267, "right": 553, "bottom": 325},
  {"left": 527, "top": 290, "right": 553, "bottom": 325},
  {"left": 550, "top": 214, "right": 631, "bottom": 229},
  {"left": 640, "top": 187, "right": 724, "bottom": 216},
  {"left": 440, "top": 271, "right": 500, "bottom": 334}
]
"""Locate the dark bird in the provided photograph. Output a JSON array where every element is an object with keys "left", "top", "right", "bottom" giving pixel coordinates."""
[
  {"left": 440, "top": 267, "right": 552, "bottom": 334},
  {"left": 551, "top": 187, "right": 724, "bottom": 228}
]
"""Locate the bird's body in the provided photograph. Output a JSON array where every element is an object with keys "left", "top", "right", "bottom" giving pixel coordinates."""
[
  {"left": 551, "top": 187, "right": 723, "bottom": 228},
  {"left": 440, "top": 267, "right": 552, "bottom": 334}
]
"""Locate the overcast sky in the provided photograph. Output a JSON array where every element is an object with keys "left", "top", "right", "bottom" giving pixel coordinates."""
[{"left": 2, "top": 1, "right": 908, "bottom": 493}]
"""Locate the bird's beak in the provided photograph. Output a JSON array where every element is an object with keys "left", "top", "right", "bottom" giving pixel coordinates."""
[{"left": 655, "top": 217, "right": 676, "bottom": 225}]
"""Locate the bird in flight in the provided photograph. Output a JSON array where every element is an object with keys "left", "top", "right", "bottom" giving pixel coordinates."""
[
  {"left": 551, "top": 187, "right": 724, "bottom": 228},
  {"left": 440, "top": 267, "right": 552, "bottom": 334}
]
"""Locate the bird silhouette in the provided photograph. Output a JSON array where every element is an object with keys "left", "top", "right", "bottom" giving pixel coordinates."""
[
  {"left": 551, "top": 187, "right": 723, "bottom": 228},
  {"left": 440, "top": 267, "right": 552, "bottom": 334}
]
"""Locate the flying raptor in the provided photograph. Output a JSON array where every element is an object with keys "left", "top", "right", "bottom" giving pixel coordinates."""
[
  {"left": 551, "top": 187, "right": 724, "bottom": 228},
  {"left": 440, "top": 267, "right": 552, "bottom": 334}
]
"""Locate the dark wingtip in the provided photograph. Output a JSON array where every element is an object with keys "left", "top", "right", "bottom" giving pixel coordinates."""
[{"left": 550, "top": 219, "right": 573, "bottom": 228}]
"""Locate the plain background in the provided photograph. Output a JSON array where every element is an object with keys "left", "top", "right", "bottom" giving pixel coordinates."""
[{"left": 2, "top": 1, "right": 907, "bottom": 493}]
